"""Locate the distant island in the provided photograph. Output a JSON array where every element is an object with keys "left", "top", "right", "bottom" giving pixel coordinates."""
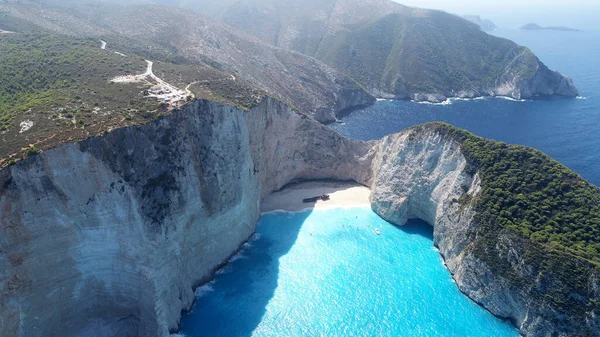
[
  {"left": 462, "top": 15, "right": 497, "bottom": 32},
  {"left": 520, "top": 23, "right": 581, "bottom": 32}
]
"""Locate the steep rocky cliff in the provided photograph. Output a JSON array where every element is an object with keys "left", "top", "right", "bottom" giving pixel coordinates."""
[
  {"left": 1, "top": 98, "right": 598, "bottom": 337},
  {"left": 370, "top": 125, "right": 599, "bottom": 337},
  {"left": 0, "top": 98, "right": 373, "bottom": 337}
]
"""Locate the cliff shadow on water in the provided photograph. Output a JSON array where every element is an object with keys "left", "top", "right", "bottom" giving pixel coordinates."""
[
  {"left": 178, "top": 211, "right": 311, "bottom": 337},
  {"left": 399, "top": 218, "right": 434, "bottom": 240},
  {"left": 178, "top": 206, "right": 439, "bottom": 337}
]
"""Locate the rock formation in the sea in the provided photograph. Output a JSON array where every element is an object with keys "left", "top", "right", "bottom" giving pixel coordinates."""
[
  {"left": 521, "top": 23, "right": 582, "bottom": 32},
  {"left": 1, "top": 97, "right": 598, "bottom": 337},
  {"left": 462, "top": 15, "right": 497, "bottom": 31}
]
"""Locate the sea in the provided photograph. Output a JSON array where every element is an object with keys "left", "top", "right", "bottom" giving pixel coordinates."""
[
  {"left": 178, "top": 209, "right": 518, "bottom": 337},
  {"left": 333, "top": 29, "right": 600, "bottom": 186},
  {"left": 177, "top": 28, "right": 598, "bottom": 336}
]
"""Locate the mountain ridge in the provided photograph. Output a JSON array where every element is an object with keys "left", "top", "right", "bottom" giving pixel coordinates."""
[
  {"left": 0, "top": 1, "right": 376, "bottom": 124},
  {"left": 462, "top": 14, "right": 497, "bottom": 31},
  {"left": 210, "top": 0, "right": 578, "bottom": 102},
  {"left": 1, "top": 0, "right": 579, "bottom": 107}
]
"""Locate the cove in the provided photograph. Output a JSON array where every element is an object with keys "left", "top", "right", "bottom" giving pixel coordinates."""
[{"left": 177, "top": 208, "right": 518, "bottom": 336}]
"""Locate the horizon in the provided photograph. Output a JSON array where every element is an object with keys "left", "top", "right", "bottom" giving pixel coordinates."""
[{"left": 394, "top": 0, "right": 600, "bottom": 30}]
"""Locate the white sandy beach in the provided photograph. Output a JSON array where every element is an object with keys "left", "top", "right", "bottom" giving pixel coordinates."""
[{"left": 261, "top": 181, "right": 371, "bottom": 213}]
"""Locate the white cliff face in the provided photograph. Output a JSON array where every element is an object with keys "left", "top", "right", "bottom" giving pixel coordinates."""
[
  {"left": 368, "top": 127, "right": 599, "bottom": 337},
  {"left": 405, "top": 59, "right": 578, "bottom": 103},
  {"left": 368, "top": 128, "right": 529, "bottom": 327},
  {"left": 0, "top": 98, "right": 595, "bottom": 337},
  {"left": 0, "top": 98, "right": 373, "bottom": 337}
]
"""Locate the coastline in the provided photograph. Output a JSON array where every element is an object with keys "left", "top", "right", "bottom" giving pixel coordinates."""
[
  {"left": 172, "top": 181, "right": 372, "bottom": 336},
  {"left": 374, "top": 93, "right": 579, "bottom": 107},
  {"left": 260, "top": 181, "right": 371, "bottom": 214}
]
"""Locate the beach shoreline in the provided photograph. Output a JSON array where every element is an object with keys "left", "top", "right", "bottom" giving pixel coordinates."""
[{"left": 260, "top": 181, "right": 371, "bottom": 214}]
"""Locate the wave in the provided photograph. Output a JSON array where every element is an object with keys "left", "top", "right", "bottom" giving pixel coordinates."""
[
  {"left": 228, "top": 251, "right": 246, "bottom": 263},
  {"left": 576, "top": 96, "right": 587, "bottom": 100},
  {"left": 449, "top": 96, "right": 486, "bottom": 102},
  {"left": 195, "top": 282, "right": 215, "bottom": 297},
  {"left": 496, "top": 96, "right": 526, "bottom": 102},
  {"left": 378, "top": 95, "right": 534, "bottom": 106},
  {"left": 413, "top": 99, "right": 452, "bottom": 106}
]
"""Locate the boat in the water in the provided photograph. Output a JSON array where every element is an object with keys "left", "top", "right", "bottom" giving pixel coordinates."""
[{"left": 375, "top": 228, "right": 380, "bottom": 235}]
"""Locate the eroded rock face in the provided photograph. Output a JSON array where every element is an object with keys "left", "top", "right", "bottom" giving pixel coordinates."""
[
  {"left": 368, "top": 127, "right": 599, "bottom": 337},
  {"left": 368, "top": 128, "right": 530, "bottom": 327},
  {"left": 0, "top": 98, "right": 595, "bottom": 337},
  {"left": 0, "top": 98, "right": 373, "bottom": 337},
  {"left": 409, "top": 60, "right": 579, "bottom": 103}
]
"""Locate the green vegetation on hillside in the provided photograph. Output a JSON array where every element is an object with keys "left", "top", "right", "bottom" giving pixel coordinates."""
[
  {"left": 216, "top": 0, "right": 556, "bottom": 98},
  {"left": 0, "top": 32, "right": 264, "bottom": 166},
  {"left": 413, "top": 123, "right": 600, "bottom": 331},
  {"left": 153, "top": 61, "right": 264, "bottom": 111},
  {"left": 0, "top": 33, "right": 152, "bottom": 130},
  {"left": 417, "top": 123, "right": 600, "bottom": 261},
  {"left": 316, "top": 12, "right": 539, "bottom": 96}
]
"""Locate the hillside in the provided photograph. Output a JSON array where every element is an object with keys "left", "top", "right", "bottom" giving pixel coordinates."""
[
  {"left": 462, "top": 15, "right": 497, "bottom": 31},
  {"left": 0, "top": 32, "right": 264, "bottom": 167},
  {"left": 213, "top": 0, "right": 578, "bottom": 101},
  {"left": 0, "top": 1, "right": 375, "bottom": 123}
]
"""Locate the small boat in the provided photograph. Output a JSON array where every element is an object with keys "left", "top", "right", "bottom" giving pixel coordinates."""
[
  {"left": 302, "top": 194, "right": 331, "bottom": 203},
  {"left": 375, "top": 228, "right": 380, "bottom": 235}
]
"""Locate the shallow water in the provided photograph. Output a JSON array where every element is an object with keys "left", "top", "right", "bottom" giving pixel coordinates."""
[
  {"left": 178, "top": 208, "right": 518, "bottom": 337},
  {"left": 332, "top": 29, "right": 600, "bottom": 186}
]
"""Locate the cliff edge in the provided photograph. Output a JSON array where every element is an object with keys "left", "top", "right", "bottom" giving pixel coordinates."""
[
  {"left": 0, "top": 99, "right": 598, "bottom": 337},
  {"left": 371, "top": 124, "right": 599, "bottom": 336}
]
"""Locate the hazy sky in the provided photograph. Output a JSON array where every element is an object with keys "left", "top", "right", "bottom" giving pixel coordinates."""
[{"left": 394, "top": 0, "right": 600, "bottom": 30}]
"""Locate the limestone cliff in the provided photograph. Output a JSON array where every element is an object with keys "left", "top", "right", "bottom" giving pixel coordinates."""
[
  {"left": 0, "top": 98, "right": 373, "bottom": 337},
  {"left": 204, "top": 0, "right": 579, "bottom": 103},
  {"left": 370, "top": 126, "right": 599, "bottom": 337},
  {"left": 0, "top": 98, "right": 597, "bottom": 337},
  {"left": 409, "top": 58, "right": 579, "bottom": 103}
]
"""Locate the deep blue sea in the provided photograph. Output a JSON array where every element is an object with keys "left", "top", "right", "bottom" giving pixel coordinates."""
[
  {"left": 177, "top": 29, "right": 598, "bottom": 336},
  {"left": 333, "top": 29, "right": 600, "bottom": 186},
  {"left": 178, "top": 208, "right": 518, "bottom": 337}
]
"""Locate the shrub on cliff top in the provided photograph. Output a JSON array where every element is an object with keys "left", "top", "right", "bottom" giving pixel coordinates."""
[
  {"left": 411, "top": 122, "right": 600, "bottom": 326},
  {"left": 413, "top": 122, "right": 600, "bottom": 264}
]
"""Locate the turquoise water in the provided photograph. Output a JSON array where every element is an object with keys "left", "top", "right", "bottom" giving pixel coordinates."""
[{"left": 178, "top": 208, "right": 518, "bottom": 336}]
